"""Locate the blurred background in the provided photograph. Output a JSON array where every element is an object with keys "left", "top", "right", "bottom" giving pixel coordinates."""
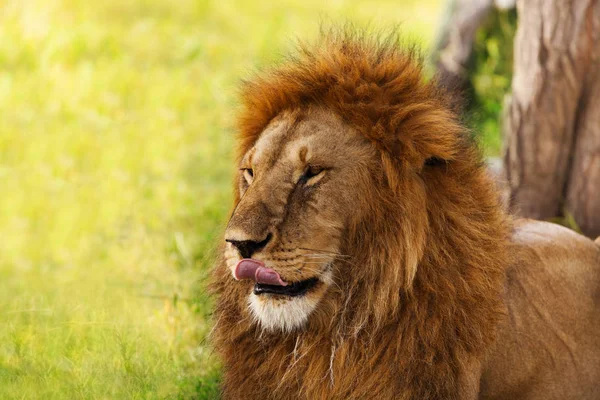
[{"left": 5, "top": 0, "right": 593, "bottom": 398}]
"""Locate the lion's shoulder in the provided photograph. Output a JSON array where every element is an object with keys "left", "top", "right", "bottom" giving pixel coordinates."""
[
  {"left": 509, "top": 219, "right": 599, "bottom": 283},
  {"left": 511, "top": 218, "right": 599, "bottom": 262}
]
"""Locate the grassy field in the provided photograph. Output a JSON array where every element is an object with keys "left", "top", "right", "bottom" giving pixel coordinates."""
[{"left": 0, "top": 0, "right": 456, "bottom": 398}]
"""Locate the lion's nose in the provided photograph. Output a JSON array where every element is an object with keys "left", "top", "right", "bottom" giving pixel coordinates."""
[{"left": 225, "top": 233, "right": 272, "bottom": 259}]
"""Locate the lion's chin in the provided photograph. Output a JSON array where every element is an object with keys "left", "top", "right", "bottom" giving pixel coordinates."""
[
  {"left": 246, "top": 266, "right": 333, "bottom": 332},
  {"left": 248, "top": 293, "right": 321, "bottom": 332}
]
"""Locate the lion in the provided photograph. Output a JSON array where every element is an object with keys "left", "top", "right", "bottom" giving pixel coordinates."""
[{"left": 211, "top": 30, "right": 600, "bottom": 399}]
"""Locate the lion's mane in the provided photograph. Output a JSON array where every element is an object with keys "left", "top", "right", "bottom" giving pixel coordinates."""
[{"left": 212, "top": 29, "right": 510, "bottom": 399}]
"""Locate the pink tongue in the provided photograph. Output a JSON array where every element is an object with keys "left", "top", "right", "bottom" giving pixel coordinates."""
[
  {"left": 234, "top": 259, "right": 287, "bottom": 286},
  {"left": 234, "top": 259, "right": 264, "bottom": 280}
]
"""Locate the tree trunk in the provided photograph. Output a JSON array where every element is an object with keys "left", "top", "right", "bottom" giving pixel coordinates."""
[{"left": 503, "top": 0, "right": 600, "bottom": 237}]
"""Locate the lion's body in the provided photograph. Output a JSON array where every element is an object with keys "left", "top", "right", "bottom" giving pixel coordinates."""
[
  {"left": 480, "top": 220, "right": 600, "bottom": 399},
  {"left": 211, "top": 30, "right": 600, "bottom": 399}
]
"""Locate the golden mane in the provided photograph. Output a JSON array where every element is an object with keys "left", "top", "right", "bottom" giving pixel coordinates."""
[
  {"left": 237, "top": 29, "right": 463, "bottom": 167},
  {"left": 212, "top": 29, "right": 511, "bottom": 399}
]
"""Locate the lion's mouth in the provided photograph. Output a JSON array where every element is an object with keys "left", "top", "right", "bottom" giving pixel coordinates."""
[{"left": 253, "top": 277, "right": 319, "bottom": 297}]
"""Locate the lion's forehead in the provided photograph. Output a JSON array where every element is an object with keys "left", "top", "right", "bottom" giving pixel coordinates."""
[
  {"left": 249, "top": 108, "right": 365, "bottom": 170},
  {"left": 250, "top": 118, "right": 291, "bottom": 168}
]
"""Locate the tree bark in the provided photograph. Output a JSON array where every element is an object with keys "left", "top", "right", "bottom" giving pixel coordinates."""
[{"left": 503, "top": 0, "right": 600, "bottom": 237}]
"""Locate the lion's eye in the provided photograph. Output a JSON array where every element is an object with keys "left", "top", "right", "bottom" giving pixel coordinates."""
[
  {"left": 299, "top": 165, "right": 326, "bottom": 185},
  {"left": 242, "top": 168, "right": 254, "bottom": 184}
]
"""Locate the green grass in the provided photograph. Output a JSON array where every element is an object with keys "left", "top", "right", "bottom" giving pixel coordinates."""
[
  {"left": 468, "top": 7, "right": 516, "bottom": 156},
  {"left": 0, "top": 1, "right": 446, "bottom": 398}
]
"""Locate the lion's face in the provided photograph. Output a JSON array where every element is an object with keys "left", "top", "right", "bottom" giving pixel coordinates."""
[{"left": 224, "top": 108, "right": 376, "bottom": 332}]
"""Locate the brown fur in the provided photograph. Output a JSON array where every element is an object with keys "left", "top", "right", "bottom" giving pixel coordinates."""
[{"left": 211, "top": 30, "right": 600, "bottom": 399}]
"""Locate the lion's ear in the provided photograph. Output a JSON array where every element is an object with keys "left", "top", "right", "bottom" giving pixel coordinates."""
[{"left": 423, "top": 156, "right": 447, "bottom": 167}]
